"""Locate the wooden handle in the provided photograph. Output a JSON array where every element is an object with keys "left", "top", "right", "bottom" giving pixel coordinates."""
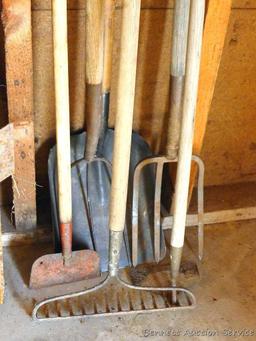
[
  {"left": 52, "top": 0, "right": 72, "bottom": 226},
  {"left": 109, "top": 0, "right": 141, "bottom": 232},
  {"left": 85, "top": 0, "right": 104, "bottom": 85},
  {"left": 166, "top": 0, "right": 190, "bottom": 159},
  {"left": 96, "top": 0, "right": 116, "bottom": 152},
  {"left": 171, "top": 0, "right": 205, "bottom": 248},
  {"left": 171, "top": 0, "right": 190, "bottom": 78},
  {"left": 103, "top": 0, "right": 115, "bottom": 93},
  {"left": 85, "top": 0, "right": 104, "bottom": 160}
]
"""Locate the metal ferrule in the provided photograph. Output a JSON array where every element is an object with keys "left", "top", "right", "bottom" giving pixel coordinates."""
[
  {"left": 97, "top": 92, "right": 110, "bottom": 154},
  {"left": 170, "top": 246, "right": 183, "bottom": 286},
  {"left": 109, "top": 230, "right": 123, "bottom": 276}
]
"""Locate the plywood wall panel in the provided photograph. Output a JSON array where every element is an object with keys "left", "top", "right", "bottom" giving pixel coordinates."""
[
  {"left": 201, "top": 9, "right": 256, "bottom": 185},
  {"left": 32, "top": 9, "right": 86, "bottom": 184},
  {"left": 31, "top": 2, "right": 256, "bottom": 188}
]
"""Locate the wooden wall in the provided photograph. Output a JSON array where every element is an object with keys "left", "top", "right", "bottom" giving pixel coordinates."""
[{"left": 9, "top": 1, "right": 256, "bottom": 189}]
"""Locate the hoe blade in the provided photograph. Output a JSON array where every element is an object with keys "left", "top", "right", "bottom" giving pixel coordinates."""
[{"left": 30, "top": 250, "right": 100, "bottom": 289}]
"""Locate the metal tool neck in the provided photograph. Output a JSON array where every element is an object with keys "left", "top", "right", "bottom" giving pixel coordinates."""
[{"left": 109, "top": 230, "right": 123, "bottom": 276}]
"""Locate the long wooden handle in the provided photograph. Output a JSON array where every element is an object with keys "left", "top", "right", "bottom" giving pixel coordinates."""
[
  {"left": 52, "top": 0, "right": 72, "bottom": 259},
  {"left": 166, "top": 0, "right": 190, "bottom": 159},
  {"left": 85, "top": 0, "right": 104, "bottom": 160},
  {"left": 109, "top": 0, "right": 141, "bottom": 232},
  {"left": 103, "top": 0, "right": 115, "bottom": 94},
  {"left": 97, "top": 0, "right": 116, "bottom": 152},
  {"left": 53, "top": 0, "right": 71, "bottom": 224},
  {"left": 171, "top": 0, "right": 205, "bottom": 249}
]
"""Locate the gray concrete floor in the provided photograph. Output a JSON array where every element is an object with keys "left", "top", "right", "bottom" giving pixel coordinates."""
[{"left": 0, "top": 220, "right": 256, "bottom": 340}]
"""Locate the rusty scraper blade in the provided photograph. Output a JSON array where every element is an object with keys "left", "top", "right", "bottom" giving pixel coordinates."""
[{"left": 29, "top": 250, "right": 100, "bottom": 289}]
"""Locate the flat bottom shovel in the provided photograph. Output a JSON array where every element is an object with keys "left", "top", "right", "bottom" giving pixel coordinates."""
[{"left": 30, "top": 250, "right": 99, "bottom": 289}]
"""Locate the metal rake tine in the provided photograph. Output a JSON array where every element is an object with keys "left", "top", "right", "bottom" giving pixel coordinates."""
[
  {"left": 192, "top": 155, "right": 205, "bottom": 261},
  {"left": 84, "top": 161, "right": 97, "bottom": 250},
  {"left": 132, "top": 162, "right": 141, "bottom": 266},
  {"left": 154, "top": 161, "right": 164, "bottom": 263}
]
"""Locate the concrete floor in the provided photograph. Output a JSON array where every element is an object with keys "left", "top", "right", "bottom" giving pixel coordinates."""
[{"left": 0, "top": 220, "right": 256, "bottom": 340}]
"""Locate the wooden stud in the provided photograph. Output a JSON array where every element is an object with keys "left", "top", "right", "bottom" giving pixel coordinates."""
[
  {"left": 0, "top": 123, "right": 16, "bottom": 304},
  {"left": 189, "top": 0, "right": 232, "bottom": 200},
  {"left": 2, "top": 0, "right": 37, "bottom": 230},
  {"left": 0, "top": 212, "right": 3, "bottom": 304}
]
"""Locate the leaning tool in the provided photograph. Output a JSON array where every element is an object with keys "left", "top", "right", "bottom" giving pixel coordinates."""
[
  {"left": 49, "top": 0, "right": 166, "bottom": 273},
  {"left": 32, "top": 0, "right": 195, "bottom": 321},
  {"left": 29, "top": 0, "right": 100, "bottom": 289},
  {"left": 133, "top": 0, "right": 205, "bottom": 267},
  {"left": 170, "top": 0, "right": 205, "bottom": 298}
]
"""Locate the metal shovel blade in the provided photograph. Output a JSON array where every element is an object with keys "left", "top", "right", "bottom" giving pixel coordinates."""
[
  {"left": 48, "top": 129, "right": 166, "bottom": 272},
  {"left": 29, "top": 250, "right": 100, "bottom": 289}
]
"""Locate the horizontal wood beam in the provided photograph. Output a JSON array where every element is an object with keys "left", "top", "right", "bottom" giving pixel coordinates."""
[{"left": 162, "top": 207, "right": 256, "bottom": 229}]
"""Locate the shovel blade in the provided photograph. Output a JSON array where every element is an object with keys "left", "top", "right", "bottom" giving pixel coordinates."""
[{"left": 30, "top": 250, "right": 100, "bottom": 289}]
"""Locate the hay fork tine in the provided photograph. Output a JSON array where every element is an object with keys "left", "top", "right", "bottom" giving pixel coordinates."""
[{"left": 132, "top": 154, "right": 205, "bottom": 265}]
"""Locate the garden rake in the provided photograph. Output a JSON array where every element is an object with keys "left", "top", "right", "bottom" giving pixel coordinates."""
[{"left": 32, "top": 0, "right": 195, "bottom": 321}]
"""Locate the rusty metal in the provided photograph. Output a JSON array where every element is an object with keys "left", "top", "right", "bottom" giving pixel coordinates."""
[
  {"left": 59, "top": 222, "right": 72, "bottom": 262},
  {"left": 32, "top": 230, "right": 196, "bottom": 321},
  {"left": 132, "top": 155, "right": 204, "bottom": 266},
  {"left": 29, "top": 250, "right": 100, "bottom": 289}
]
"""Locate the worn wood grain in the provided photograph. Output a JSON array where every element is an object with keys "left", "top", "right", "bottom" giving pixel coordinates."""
[
  {"left": 0, "top": 124, "right": 14, "bottom": 182},
  {"left": 25, "top": 2, "right": 256, "bottom": 190},
  {"left": 0, "top": 123, "right": 16, "bottom": 304},
  {"left": 2, "top": 0, "right": 37, "bottom": 230}
]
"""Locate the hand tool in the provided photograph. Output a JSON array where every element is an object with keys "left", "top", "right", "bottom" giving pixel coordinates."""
[
  {"left": 48, "top": 0, "right": 166, "bottom": 272},
  {"left": 32, "top": 0, "right": 195, "bottom": 320},
  {"left": 170, "top": 0, "right": 205, "bottom": 299},
  {"left": 29, "top": 0, "right": 99, "bottom": 289}
]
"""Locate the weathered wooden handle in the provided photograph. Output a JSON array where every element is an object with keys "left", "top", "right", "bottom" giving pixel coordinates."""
[
  {"left": 97, "top": 0, "right": 116, "bottom": 152},
  {"left": 166, "top": 0, "right": 190, "bottom": 159},
  {"left": 103, "top": 0, "right": 115, "bottom": 94},
  {"left": 85, "top": 0, "right": 104, "bottom": 160},
  {"left": 171, "top": 0, "right": 205, "bottom": 248},
  {"left": 109, "top": 0, "right": 141, "bottom": 232},
  {"left": 52, "top": 0, "right": 72, "bottom": 225}
]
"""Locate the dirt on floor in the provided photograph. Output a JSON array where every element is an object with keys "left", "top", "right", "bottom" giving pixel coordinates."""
[{"left": 0, "top": 220, "right": 256, "bottom": 341}]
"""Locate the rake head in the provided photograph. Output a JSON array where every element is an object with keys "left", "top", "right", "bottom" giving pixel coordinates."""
[{"left": 32, "top": 269, "right": 196, "bottom": 321}]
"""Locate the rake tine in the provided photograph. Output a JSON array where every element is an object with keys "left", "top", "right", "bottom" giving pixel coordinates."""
[
  {"left": 192, "top": 155, "right": 205, "bottom": 261},
  {"left": 132, "top": 163, "right": 141, "bottom": 266},
  {"left": 154, "top": 161, "right": 164, "bottom": 263},
  {"left": 85, "top": 162, "right": 97, "bottom": 251}
]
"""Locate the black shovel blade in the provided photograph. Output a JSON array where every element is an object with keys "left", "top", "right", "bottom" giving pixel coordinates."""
[{"left": 48, "top": 129, "right": 166, "bottom": 272}]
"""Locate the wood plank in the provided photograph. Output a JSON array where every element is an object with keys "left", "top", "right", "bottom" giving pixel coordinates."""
[
  {"left": 0, "top": 123, "right": 15, "bottom": 304},
  {"left": 2, "top": 226, "right": 51, "bottom": 247},
  {"left": 162, "top": 206, "right": 256, "bottom": 229},
  {"left": 2, "top": 0, "right": 37, "bottom": 231},
  {"left": 189, "top": 0, "right": 232, "bottom": 199},
  {"left": 0, "top": 124, "right": 14, "bottom": 182},
  {"left": 0, "top": 209, "right": 3, "bottom": 304}
]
